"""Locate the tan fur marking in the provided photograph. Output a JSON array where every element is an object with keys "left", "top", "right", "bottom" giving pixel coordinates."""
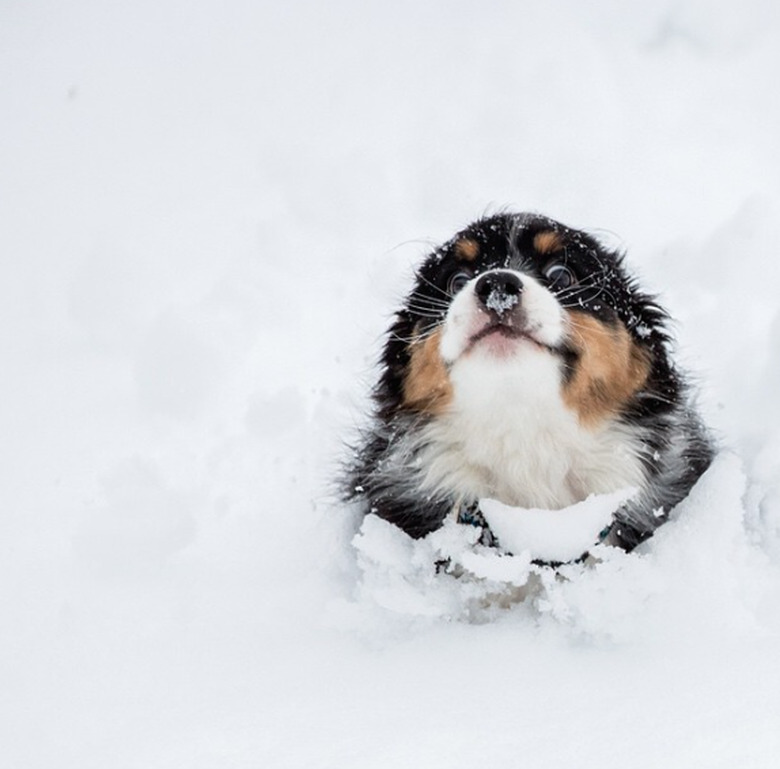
[
  {"left": 534, "top": 230, "right": 564, "bottom": 254},
  {"left": 403, "top": 328, "right": 453, "bottom": 415},
  {"left": 563, "top": 311, "right": 650, "bottom": 427},
  {"left": 454, "top": 238, "right": 480, "bottom": 261}
]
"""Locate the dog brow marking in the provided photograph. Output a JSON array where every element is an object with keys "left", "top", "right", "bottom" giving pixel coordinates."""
[
  {"left": 533, "top": 230, "right": 564, "bottom": 254},
  {"left": 454, "top": 238, "right": 480, "bottom": 261},
  {"left": 563, "top": 310, "right": 650, "bottom": 426},
  {"left": 403, "top": 328, "right": 453, "bottom": 415}
]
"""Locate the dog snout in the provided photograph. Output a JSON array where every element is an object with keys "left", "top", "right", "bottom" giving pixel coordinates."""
[{"left": 474, "top": 270, "right": 523, "bottom": 316}]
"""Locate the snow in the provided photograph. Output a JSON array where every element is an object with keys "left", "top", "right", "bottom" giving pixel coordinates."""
[
  {"left": 484, "top": 289, "right": 519, "bottom": 315},
  {"left": 480, "top": 486, "right": 637, "bottom": 562},
  {"left": 2, "top": 1, "right": 780, "bottom": 767}
]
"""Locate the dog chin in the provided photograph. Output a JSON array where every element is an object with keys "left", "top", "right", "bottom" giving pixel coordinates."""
[
  {"left": 440, "top": 275, "right": 564, "bottom": 364},
  {"left": 445, "top": 314, "right": 561, "bottom": 364},
  {"left": 467, "top": 324, "right": 554, "bottom": 359}
]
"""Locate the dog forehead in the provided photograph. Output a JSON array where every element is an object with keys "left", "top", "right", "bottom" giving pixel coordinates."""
[
  {"left": 417, "top": 213, "right": 618, "bottom": 298},
  {"left": 474, "top": 212, "right": 576, "bottom": 250},
  {"left": 453, "top": 214, "right": 531, "bottom": 264}
]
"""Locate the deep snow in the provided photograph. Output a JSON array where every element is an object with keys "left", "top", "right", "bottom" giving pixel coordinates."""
[{"left": 2, "top": 1, "right": 780, "bottom": 767}]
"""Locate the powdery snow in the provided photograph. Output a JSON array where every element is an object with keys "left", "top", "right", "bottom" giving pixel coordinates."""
[
  {"left": 484, "top": 289, "right": 520, "bottom": 315},
  {"left": 480, "top": 486, "right": 637, "bottom": 562},
  {"left": 2, "top": 1, "right": 780, "bottom": 768}
]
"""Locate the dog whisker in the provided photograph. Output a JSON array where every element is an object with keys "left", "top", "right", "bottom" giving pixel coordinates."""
[{"left": 415, "top": 273, "right": 452, "bottom": 300}]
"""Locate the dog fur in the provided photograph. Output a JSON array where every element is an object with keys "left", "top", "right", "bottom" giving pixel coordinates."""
[{"left": 344, "top": 212, "right": 714, "bottom": 556}]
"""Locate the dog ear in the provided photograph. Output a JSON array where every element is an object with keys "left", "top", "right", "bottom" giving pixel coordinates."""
[
  {"left": 623, "top": 269, "right": 672, "bottom": 346},
  {"left": 374, "top": 310, "right": 415, "bottom": 417}
]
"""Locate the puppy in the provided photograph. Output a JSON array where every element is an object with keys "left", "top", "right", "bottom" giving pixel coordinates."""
[{"left": 344, "top": 212, "right": 714, "bottom": 556}]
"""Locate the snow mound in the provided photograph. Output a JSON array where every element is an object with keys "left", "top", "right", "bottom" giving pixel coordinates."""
[
  {"left": 351, "top": 452, "right": 773, "bottom": 641},
  {"left": 480, "top": 486, "right": 637, "bottom": 563},
  {"left": 351, "top": 513, "right": 534, "bottom": 621}
]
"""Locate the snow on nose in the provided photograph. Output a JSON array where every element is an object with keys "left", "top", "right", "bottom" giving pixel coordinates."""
[{"left": 474, "top": 271, "right": 523, "bottom": 316}]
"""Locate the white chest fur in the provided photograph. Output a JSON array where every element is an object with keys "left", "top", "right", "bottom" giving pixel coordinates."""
[{"left": 415, "top": 346, "right": 648, "bottom": 509}]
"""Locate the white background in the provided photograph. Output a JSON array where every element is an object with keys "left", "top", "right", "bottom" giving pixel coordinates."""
[{"left": 2, "top": 1, "right": 780, "bottom": 766}]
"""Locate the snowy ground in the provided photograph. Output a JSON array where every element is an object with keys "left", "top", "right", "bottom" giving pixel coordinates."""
[{"left": 2, "top": 1, "right": 780, "bottom": 767}]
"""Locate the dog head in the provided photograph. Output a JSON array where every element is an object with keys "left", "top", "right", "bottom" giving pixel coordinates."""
[{"left": 379, "top": 212, "right": 674, "bottom": 430}]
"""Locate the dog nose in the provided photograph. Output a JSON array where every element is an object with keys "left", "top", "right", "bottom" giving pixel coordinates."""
[{"left": 474, "top": 270, "right": 523, "bottom": 315}]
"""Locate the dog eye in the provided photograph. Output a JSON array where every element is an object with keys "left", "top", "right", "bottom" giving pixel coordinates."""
[
  {"left": 447, "top": 270, "right": 473, "bottom": 295},
  {"left": 544, "top": 264, "right": 576, "bottom": 291}
]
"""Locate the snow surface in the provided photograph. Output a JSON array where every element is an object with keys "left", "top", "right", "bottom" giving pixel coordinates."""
[
  {"left": 2, "top": 1, "right": 780, "bottom": 767},
  {"left": 479, "top": 487, "right": 637, "bottom": 562}
]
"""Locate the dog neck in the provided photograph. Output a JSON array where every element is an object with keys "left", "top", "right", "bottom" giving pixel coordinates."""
[{"left": 414, "top": 349, "right": 648, "bottom": 510}]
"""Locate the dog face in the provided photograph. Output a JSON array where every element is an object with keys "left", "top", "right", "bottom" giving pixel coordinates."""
[{"left": 395, "top": 213, "right": 661, "bottom": 431}]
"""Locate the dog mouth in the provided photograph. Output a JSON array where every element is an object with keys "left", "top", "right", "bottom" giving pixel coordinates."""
[{"left": 468, "top": 322, "right": 557, "bottom": 354}]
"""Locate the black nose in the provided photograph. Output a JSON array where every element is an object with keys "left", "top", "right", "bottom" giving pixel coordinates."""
[{"left": 474, "top": 270, "right": 523, "bottom": 314}]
